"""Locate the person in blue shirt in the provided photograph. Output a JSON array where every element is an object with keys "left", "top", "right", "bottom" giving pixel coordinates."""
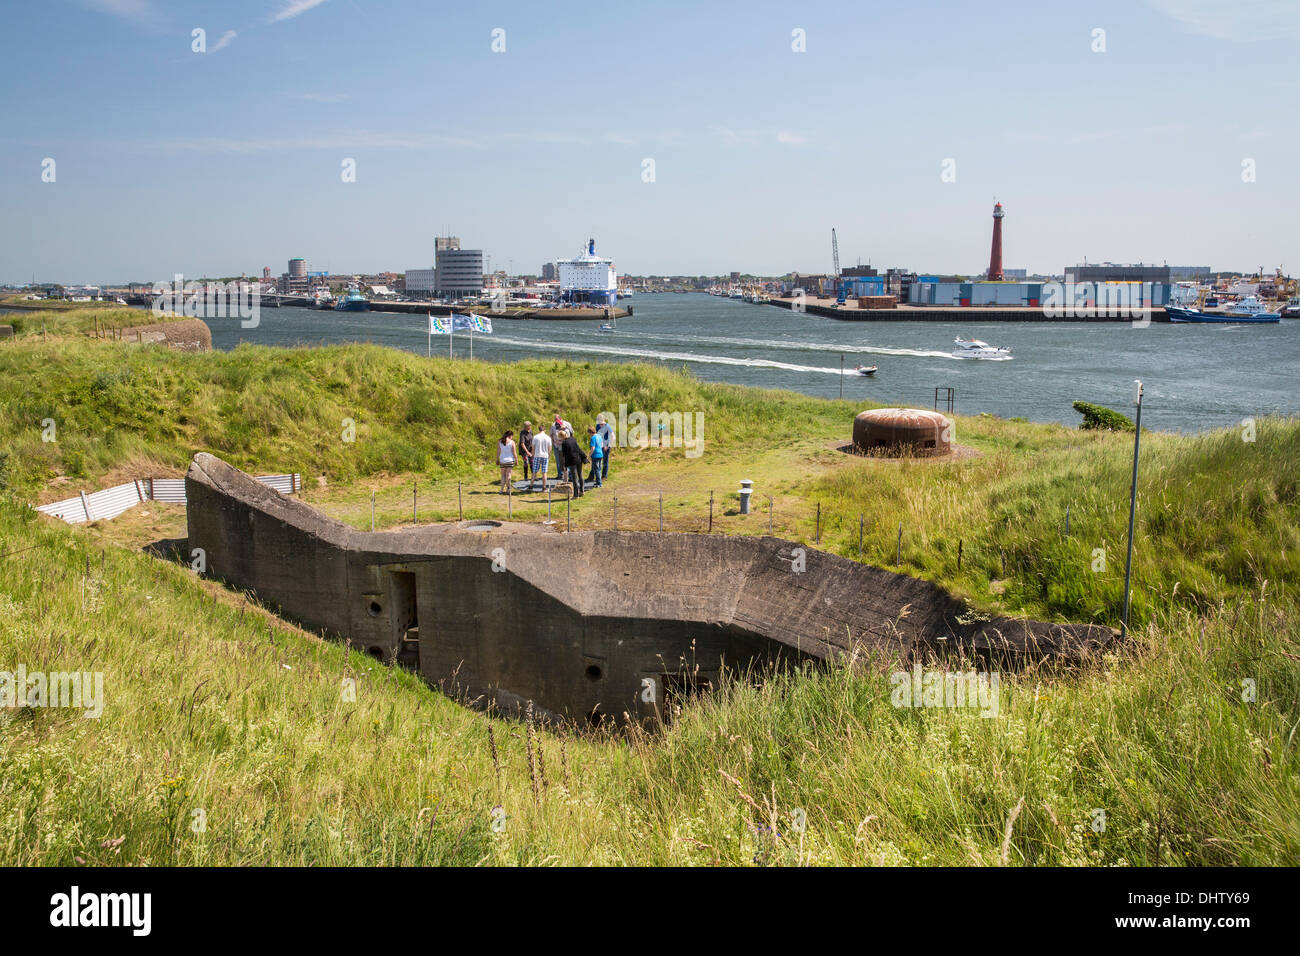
[
  {"left": 586, "top": 424, "right": 604, "bottom": 488},
  {"left": 595, "top": 413, "right": 614, "bottom": 482}
]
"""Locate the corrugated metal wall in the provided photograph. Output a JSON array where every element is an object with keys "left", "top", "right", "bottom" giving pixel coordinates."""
[{"left": 36, "top": 474, "right": 299, "bottom": 525}]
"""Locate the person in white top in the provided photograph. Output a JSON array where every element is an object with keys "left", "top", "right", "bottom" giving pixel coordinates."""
[
  {"left": 529, "top": 429, "right": 553, "bottom": 492},
  {"left": 496, "top": 430, "right": 517, "bottom": 493}
]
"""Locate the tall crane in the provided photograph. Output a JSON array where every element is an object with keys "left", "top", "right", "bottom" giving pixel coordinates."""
[{"left": 831, "top": 228, "right": 844, "bottom": 304}]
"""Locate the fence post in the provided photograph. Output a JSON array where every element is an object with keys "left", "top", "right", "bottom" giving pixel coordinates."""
[
  {"left": 815, "top": 503, "right": 821, "bottom": 544},
  {"left": 958, "top": 538, "right": 963, "bottom": 570},
  {"left": 708, "top": 491, "right": 714, "bottom": 533},
  {"left": 896, "top": 522, "right": 902, "bottom": 565},
  {"left": 658, "top": 491, "right": 663, "bottom": 531},
  {"left": 413, "top": 482, "right": 417, "bottom": 524},
  {"left": 858, "top": 514, "right": 864, "bottom": 558},
  {"left": 507, "top": 481, "right": 512, "bottom": 519}
]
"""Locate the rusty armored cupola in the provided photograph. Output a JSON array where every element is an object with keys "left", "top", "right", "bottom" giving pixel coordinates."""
[{"left": 853, "top": 407, "right": 953, "bottom": 457}]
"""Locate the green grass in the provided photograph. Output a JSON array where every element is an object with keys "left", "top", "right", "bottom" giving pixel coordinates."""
[
  {"left": 1, "top": 327, "right": 1299, "bottom": 865},
  {"left": 1, "top": 496, "right": 1297, "bottom": 865}
]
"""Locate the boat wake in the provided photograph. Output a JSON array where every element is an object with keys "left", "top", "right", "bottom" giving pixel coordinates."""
[
  {"left": 615, "top": 332, "right": 959, "bottom": 360},
  {"left": 488, "top": 335, "right": 852, "bottom": 375}
]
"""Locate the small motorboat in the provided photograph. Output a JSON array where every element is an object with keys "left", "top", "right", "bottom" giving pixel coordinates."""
[
  {"left": 854, "top": 364, "right": 878, "bottom": 376},
  {"left": 952, "top": 336, "right": 1012, "bottom": 359}
]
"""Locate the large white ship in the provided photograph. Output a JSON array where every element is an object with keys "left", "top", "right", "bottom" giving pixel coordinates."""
[{"left": 556, "top": 238, "right": 618, "bottom": 307}]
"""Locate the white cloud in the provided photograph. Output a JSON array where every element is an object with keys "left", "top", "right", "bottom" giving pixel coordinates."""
[
  {"left": 776, "top": 131, "right": 806, "bottom": 146},
  {"left": 1148, "top": 0, "right": 1300, "bottom": 41},
  {"left": 123, "top": 130, "right": 483, "bottom": 153},
  {"left": 82, "top": 0, "right": 159, "bottom": 26},
  {"left": 212, "top": 30, "right": 237, "bottom": 52},
  {"left": 270, "top": 0, "right": 329, "bottom": 23}
]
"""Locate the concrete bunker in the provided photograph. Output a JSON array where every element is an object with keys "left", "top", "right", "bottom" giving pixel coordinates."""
[
  {"left": 184, "top": 453, "right": 1115, "bottom": 725},
  {"left": 853, "top": 407, "right": 953, "bottom": 457}
]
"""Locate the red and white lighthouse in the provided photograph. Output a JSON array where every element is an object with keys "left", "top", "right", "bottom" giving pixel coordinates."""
[{"left": 987, "top": 202, "right": 1005, "bottom": 281}]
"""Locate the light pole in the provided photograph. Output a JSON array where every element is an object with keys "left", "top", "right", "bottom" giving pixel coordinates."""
[{"left": 1121, "top": 379, "right": 1143, "bottom": 638}]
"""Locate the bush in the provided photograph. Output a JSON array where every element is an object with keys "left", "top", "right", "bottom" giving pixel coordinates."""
[{"left": 1072, "top": 400, "right": 1134, "bottom": 431}]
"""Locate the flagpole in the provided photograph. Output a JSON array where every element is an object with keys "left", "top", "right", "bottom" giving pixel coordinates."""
[{"left": 470, "top": 323, "right": 474, "bottom": 361}]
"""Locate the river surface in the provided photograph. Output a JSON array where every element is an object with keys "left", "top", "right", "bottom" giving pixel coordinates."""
[{"left": 197, "top": 293, "right": 1299, "bottom": 433}]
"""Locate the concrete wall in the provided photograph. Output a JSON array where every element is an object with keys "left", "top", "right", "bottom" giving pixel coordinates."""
[{"left": 185, "top": 453, "right": 1116, "bottom": 724}]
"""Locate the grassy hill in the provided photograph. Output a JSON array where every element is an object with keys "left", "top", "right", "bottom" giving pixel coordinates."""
[{"left": 1, "top": 327, "right": 1298, "bottom": 865}]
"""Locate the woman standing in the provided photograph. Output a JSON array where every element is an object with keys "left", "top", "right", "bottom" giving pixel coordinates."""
[{"left": 497, "top": 430, "right": 517, "bottom": 493}]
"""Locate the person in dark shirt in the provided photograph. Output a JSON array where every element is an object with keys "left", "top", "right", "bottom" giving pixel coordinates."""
[
  {"left": 559, "top": 429, "right": 587, "bottom": 497},
  {"left": 519, "top": 422, "right": 534, "bottom": 483}
]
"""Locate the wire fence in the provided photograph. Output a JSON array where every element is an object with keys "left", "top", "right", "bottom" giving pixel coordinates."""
[{"left": 307, "top": 478, "right": 1095, "bottom": 583}]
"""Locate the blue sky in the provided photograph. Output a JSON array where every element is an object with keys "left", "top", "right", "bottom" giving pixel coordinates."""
[{"left": 2, "top": 0, "right": 1297, "bottom": 283}]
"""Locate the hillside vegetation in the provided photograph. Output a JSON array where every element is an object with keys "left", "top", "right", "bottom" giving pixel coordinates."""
[{"left": 1, "top": 330, "right": 1299, "bottom": 865}]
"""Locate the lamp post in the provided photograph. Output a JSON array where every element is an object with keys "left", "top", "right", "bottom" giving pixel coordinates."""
[{"left": 1121, "top": 379, "right": 1143, "bottom": 638}]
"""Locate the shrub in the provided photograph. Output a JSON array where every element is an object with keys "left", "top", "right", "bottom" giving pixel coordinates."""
[{"left": 1072, "top": 400, "right": 1134, "bottom": 431}]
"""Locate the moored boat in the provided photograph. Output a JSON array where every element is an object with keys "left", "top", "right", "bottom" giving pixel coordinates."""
[
  {"left": 1166, "top": 305, "right": 1278, "bottom": 324},
  {"left": 333, "top": 287, "right": 369, "bottom": 312}
]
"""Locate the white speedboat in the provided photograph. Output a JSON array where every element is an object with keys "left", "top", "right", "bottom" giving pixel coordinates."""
[
  {"left": 952, "top": 336, "right": 1012, "bottom": 360},
  {"left": 854, "top": 364, "right": 878, "bottom": 376}
]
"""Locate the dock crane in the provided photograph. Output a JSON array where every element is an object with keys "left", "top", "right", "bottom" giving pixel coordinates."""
[{"left": 832, "top": 228, "right": 847, "bottom": 304}]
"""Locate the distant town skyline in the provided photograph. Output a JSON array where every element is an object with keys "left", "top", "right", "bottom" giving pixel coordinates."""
[{"left": 3, "top": 0, "right": 1298, "bottom": 284}]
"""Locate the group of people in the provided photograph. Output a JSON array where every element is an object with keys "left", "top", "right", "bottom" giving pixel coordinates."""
[{"left": 496, "top": 413, "right": 613, "bottom": 497}]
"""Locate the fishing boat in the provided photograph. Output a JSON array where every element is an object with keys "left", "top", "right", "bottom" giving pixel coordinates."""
[
  {"left": 952, "top": 336, "right": 1012, "bottom": 359},
  {"left": 1166, "top": 305, "right": 1279, "bottom": 324},
  {"left": 333, "top": 286, "right": 370, "bottom": 312},
  {"left": 854, "top": 364, "right": 878, "bottom": 376}
]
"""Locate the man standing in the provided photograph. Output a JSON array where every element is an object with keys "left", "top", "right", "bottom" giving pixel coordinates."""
[
  {"left": 519, "top": 421, "right": 535, "bottom": 483},
  {"left": 559, "top": 428, "right": 586, "bottom": 497},
  {"left": 595, "top": 413, "right": 613, "bottom": 482},
  {"left": 586, "top": 424, "right": 604, "bottom": 489},
  {"left": 529, "top": 427, "right": 552, "bottom": 492}
]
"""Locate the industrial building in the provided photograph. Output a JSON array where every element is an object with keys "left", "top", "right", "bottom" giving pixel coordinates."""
[
  {"left": 434, "top": 237, "right": 484, "bottom": 299},
  {"left": 405, "top": 268, "right": 437, "bottom": 295},
  {"left": 909, "top": 278, "right": 1169, "bottom": 308},
  {"left": 1065, "top": 263, "right": 1171, "bottom": 285},
  {"left": 556, "top": 238, "right": 618, "bottom": 306},
  {"left": 278, "top": 257, "right": 311, "bottom": 294}
]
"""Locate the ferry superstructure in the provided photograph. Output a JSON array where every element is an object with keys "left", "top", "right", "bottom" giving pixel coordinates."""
[{"left": 556, "top": 239, "right": 618, "bottom": 307}]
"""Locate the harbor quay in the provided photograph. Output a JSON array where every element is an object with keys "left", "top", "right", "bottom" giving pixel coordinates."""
[{"left": 766, "top": 296, "right": 1170, "bottom": 323}]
